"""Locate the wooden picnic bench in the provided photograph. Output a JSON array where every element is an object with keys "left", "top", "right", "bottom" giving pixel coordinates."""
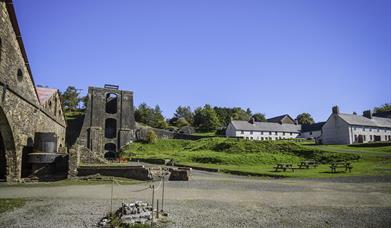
[
  {"left": 274, "top": 163, "right": 294, "bottom": 172},
  {"left": 330, "top": 161, "right": 352, "bottom": 173},
  {"left": 298, "top": 160, "right": 319, "bottom": 169}
]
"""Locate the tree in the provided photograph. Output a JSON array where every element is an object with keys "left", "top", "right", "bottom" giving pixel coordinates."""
[
  {"left": 193, "top": 104, "right": 221, "bottom": 131},
  {"left": 296, "top": 113, "right": 315, "bottom": 125},
  {"left": 174, "top": 106, "right": 194, "bottom": 124},
  {"left": 213, "top": 107, "right": 251, "bottom": 127},
  {"left": 134, "top": 103, "right": 168, "bottom": 129},
  {"left": 60, "top": 86, "right": 81, "bottom": 112},
  {"left": 374, "top": 103, "right": 391, "bottom": 113},
  {"left": 252, "top": 113, "right": 266, "bottom": 122}
]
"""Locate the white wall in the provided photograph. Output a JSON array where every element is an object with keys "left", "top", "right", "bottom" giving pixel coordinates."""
[
  {"left": 321, "top": 114, "right": 350, "bottom": 144},
  {"left": 228, "top": 129, "right": 299, "bottom": 140},
  {"left": 300, "top": 130, "right": 321, "bottom": 139},
  {"left": 350, "top": 126, "right": 391, "bottom": 143}
]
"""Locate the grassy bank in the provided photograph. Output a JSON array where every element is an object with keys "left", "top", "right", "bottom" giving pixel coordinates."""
[
  {"left": 0, "top": 198, "right": 25, "bottom": 214},
  {"left": 123, "top": 138, "right": 391, "bottom": 178}
]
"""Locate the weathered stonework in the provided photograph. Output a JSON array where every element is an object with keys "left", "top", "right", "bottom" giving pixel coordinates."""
[
  {"left": 76, "top": 86, "right": 136, "bottom": 159},
  {"left": 0, "top": 1, "right": 66, "bottom": 181}
]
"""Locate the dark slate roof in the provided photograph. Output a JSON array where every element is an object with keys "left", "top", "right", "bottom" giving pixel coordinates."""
[
  {"left": 338, "top": 114, "right": 391, "bottom": 128},
  {"left": 267, "top": 114, "right": 295, "bottom": 123},
  {"left": 373, "top": 111, "right": 391, "bottom": 119},
  {"left": 230, "top": 120, "right": 301, "bottom": 133},
  {"left": 301, "top": 122, "right": 326, "bottom": 132}
]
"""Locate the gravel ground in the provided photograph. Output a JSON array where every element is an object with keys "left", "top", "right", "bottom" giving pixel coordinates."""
[{"left": 0, "top": 171, "right": 390, "bottom": 227}]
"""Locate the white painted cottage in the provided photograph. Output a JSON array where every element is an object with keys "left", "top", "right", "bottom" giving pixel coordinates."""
[
  {"left": 226, "top": 118, "right": 301, "bottom": 140},
  {"left": 321, "top": 106, "right": 391, "bottom": 144},
  {"left": 300, "top": 122, "right": 325, "bottom": 139}
]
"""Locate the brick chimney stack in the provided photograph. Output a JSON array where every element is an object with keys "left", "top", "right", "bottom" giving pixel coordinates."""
[
  {"left": 249, "top": 118, "right": 255, "bottom": 125},
  {"left": 332, "top": 106, "right": 340, "bottom": 114}
]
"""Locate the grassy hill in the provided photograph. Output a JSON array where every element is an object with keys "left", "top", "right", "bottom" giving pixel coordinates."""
[{"left": 120, "top": 138, "right": 391, "bottom": 178}]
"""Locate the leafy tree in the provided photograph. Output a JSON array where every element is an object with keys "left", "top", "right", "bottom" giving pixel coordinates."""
[
  {"left": 134, "top": 103, "right": 168, "bottom": 129},
  {"left": 296, "top": 113, "right": 315, "bottom": 125},
  {"left": 213, "top": 107, "right": 251, "bottom": 127},
  {"left": 170, "top": 117, "right": 190, "bottom": 128},
  {"left": 374, "top": 103, "right": 391, "bottom": 113},
  {"left": 193, "top": 104, "right": 221, "bottom": 131},
  {"left": 60, "top": 86, "right": 81, "bottom": 111},
  {"left": 252, "top": 113, "right": 266, "bottom": 122},
  {"left": 174, "top": 106, "right": 194, "bottom": 124}
]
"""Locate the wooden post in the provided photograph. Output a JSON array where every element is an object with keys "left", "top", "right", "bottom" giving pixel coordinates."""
[
  {"left": 157, "top": 199, "right": 159, "bottom": 219},
  {"left": 151, "top": 185, "right": 155, "bottom": 227},
  {"left": 161, "top": 176, "right": 165, "bottom": 212},
  {"left": 110, "top": 178, "right": 114, "bottom": 214}
]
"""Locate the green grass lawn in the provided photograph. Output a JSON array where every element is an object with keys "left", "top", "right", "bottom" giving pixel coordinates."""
[
  {"left": 123, "top": 138, "right": 391, "bottom": 178},
  {"left": 0, "top": 198, "right": 25, "bottom": 214}
]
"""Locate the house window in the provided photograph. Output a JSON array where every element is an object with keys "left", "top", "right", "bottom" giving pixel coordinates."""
[
  {"left": 363, "top": 128, "right": 366, "bottom": 132},
  {"left": 261, "top": 131, "right": 263, "bottom": 135},
  {"left": 261, "top": 137, "right": 264, "bottom": 140},
  {"left": 250, "top": 137, "right": 253, "bottom": 140},
  {"left": 275, "top": 132, "right": 277, "bottom": 135},
  {"left": 106, "top": 93, "right": 118, "bottom": 114},
  {"left": 290, "top": 132, "right": 292, "bottom": 136},
  {"left": 269, "top": 132, "right": 272, "bottom": 135},
  {"left": 377, "top": 129, "right": 380, "bottom": 132},
  {"left": 363, "top": 135, "right": 366, "bottom": 141},
  {"left": 370, "top": 135, "right": 373, "bottom": 141},
  {"left": 250, "top": 131, "right": 253, "bottom": 135},
  {"left": 354, "top": 135, "right": 358, "bottom": 142},
  {"left": 241, "top": 130, "right": 244, "bottom": 134},
  {"left": 283, "top": 132, "right": 285, "bottom": 136}
]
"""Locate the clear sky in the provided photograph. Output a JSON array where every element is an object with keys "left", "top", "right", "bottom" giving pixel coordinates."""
[{"left": 13, "top": 0, "right": 391, "bottom": 121}]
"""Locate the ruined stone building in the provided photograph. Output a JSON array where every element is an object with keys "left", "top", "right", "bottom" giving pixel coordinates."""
[
  {"left": 0, "top": 0, "right": 66, "bottom": 181},
  {"left": 76, "top": 85, "right": 136, "bottom": 159}
]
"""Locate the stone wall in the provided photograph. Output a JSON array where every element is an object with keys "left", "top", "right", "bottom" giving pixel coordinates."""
[
  {"left": 0, "top": 1, "right": 66, "bottom": 181},
  {"left": 77, "top": 165, "right": 152, "bottom": 181}
]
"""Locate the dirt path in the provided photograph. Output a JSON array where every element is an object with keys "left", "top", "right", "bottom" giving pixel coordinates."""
[{"left": 0, "top": 171, "right": 390, "bottom": 227}]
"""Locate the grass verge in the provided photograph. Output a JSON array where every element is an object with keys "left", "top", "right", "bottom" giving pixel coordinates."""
[{"left": 0, "top": 198, "right": 25, "bottom": 214}]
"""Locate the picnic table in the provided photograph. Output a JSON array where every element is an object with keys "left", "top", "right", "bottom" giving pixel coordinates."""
[
  {"left": 298, "top": 160, "right": 319, "bottom": 169},
  {"left": 330, "top": 161, "right": 352, "bottom": 173},
  {"left": 274, "top": 163, "right": 294, "bottom": 172}
]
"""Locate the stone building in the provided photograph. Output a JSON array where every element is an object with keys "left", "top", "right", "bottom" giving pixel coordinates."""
[
  {"left": 321, "top": 106, "right": 391, "bottom": 144},
  {"left": 226, "top": 118, "right": 301, "bottom": 140},
  {"left": 76, "top": 85, "right": 136, "bottom": 159},
  {"left": 0, "top": 0, "right": 66, "bottom": 181}
]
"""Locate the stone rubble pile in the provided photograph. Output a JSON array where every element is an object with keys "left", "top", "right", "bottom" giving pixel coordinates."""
[
  {"left": 120, "top": 201, "right": 153, "bottom": 224},
  {"left": 99, "top": 201, "right": 153, "bottom": 227}
]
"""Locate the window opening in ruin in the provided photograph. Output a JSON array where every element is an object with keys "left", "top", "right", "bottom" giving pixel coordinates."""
[
  {"left": 105, "top": 118, "right": 117, "bottom": 138},
  {"left": 17, "top": 69, "right": 23, "bottom": 81},
  {"left": 106, "top": 93, "right": 118, "bottom": 114},
  {"left": 104, "top": 143, "right": 116, "bottom": 160}
]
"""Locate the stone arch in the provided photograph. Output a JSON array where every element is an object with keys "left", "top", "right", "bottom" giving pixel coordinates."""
[
  {"left": 104, "top": 118, "right": 117, "bottom": 139},
  {"left": 105, "top": 93, "right": 118, "bottom": 114},
  {"left": 0, "top": 107, "right": 16, "bottom": 181}
]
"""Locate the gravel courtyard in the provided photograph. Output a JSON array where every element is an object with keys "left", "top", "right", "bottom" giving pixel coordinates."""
[{"left": 0, "top": 171, "right": 390, "bottom": 228}]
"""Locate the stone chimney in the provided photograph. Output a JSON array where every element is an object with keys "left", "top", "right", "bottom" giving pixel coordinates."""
[
  {"left": 249, "top": 118, "right": 255, "bottom": 125},
  {"left": 332, "top": 106, "right": 340, "bottom": 114},
  {"left": 363, "top": 110, "right": 372, "bottom": 119}
]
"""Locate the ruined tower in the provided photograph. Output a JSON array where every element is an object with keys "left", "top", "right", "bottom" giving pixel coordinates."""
[{"left": 77, "top": 85, "right": 136, "bottom": 158}]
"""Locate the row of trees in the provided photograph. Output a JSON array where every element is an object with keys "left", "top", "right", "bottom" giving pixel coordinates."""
[{"left": 59, "top": 86, "right": 390, "bottom": 131}]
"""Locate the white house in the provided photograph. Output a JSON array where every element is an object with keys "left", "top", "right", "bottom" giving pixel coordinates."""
[
  {"left": 226, "top": 118, "right": 301, "bottom": 140},
  {"left": 321, "top": 106, "right": 391, "bottom": 145}
]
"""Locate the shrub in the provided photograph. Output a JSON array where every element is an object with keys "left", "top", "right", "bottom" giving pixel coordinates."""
[{"left": 146, "top": 129, "right": 157, "bottom": 144}]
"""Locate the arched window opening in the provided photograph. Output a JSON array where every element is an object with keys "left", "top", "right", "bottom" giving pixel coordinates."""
[
  {"left": 17, "top": 69, "right": 23, "bottom": 82},
  {"left": 104, "top": 143, "right": 116, "bottom": 152},
  {"left": 105, "top": 118, "right": 117, "bottom": 139},
  {"left": 106, "top": 93, "right": 118, "bottom": 114}
]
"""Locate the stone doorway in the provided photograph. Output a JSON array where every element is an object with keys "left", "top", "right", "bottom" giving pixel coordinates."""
[{"left": 0, "top": 107, "right": 15, "bottom": 181}]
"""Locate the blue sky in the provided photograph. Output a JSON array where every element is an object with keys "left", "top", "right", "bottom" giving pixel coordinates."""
[{"left": 14, "top": 0, "right": 391, "bottom": 121}]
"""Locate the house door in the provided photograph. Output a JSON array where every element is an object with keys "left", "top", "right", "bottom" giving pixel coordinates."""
[
  {"left": 374, "top": 135, "right": 381, "bottom": 142},
  {"left": 357, "top": 135, "right": 364, "bottom": 143}
]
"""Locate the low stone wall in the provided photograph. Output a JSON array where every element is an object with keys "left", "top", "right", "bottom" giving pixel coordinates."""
[{"left": 77, "top": 165, "right": 152, "bottom": 181}]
